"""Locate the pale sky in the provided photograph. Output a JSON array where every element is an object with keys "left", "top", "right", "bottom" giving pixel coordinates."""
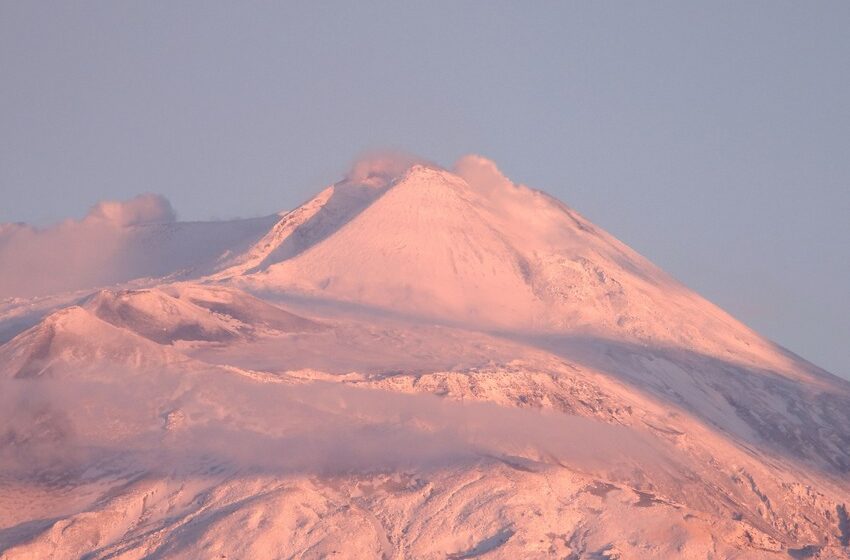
[{"left": 1, "top": 2, "right": 848, "bottom": 376}]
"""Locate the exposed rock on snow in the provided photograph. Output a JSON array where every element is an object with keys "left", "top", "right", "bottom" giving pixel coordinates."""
[{"left": 1, "top": 156, "right": 849, "bottom": 559}]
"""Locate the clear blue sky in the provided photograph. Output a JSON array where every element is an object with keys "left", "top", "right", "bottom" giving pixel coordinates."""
[{"left": 1, "top": 2, "right": 848, "bottom": 377}]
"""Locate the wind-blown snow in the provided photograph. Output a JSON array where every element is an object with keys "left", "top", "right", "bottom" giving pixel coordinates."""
[{"left": 344, "top": 151, "right": 433, "bottom": 188}]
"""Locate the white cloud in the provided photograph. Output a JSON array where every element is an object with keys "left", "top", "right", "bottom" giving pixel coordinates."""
[
  {"left": 0, "top": 377, "right": 665, "bottom": 476},
  {"left": 0, "top": 194, "right": 176, "bottom": 299},
  {"left": 85, "top": 193, "right": 176, "bottom": 227}
]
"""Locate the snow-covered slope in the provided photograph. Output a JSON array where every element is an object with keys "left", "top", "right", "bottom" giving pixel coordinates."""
[
  {"left": 210, "top": 180, "right": 389, "bottom": 278},
  {"left": 1, "top": 155, "right": 848, "bottom": 559},
  {"left": 239, "top": 159, "right": 830, "bottom": 383},
  {"left": 0, "top": 305, "right": 188, "bottom": 379},
  {"left": 81, "top": 284, "right": 322, "bottom": 344}
]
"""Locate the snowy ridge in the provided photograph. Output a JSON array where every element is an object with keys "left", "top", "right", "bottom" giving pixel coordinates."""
[{"left": 1, "top": 156, "right": 848, "bottom": 559}]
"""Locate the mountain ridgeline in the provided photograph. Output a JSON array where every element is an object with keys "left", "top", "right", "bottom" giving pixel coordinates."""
[{"left": 1, "top": 156, "right": 848, "bottom": 559}]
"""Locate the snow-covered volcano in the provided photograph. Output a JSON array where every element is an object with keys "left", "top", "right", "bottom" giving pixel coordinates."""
[{"left": 1, "top": 155, "right": 848, "bottom": 559}]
